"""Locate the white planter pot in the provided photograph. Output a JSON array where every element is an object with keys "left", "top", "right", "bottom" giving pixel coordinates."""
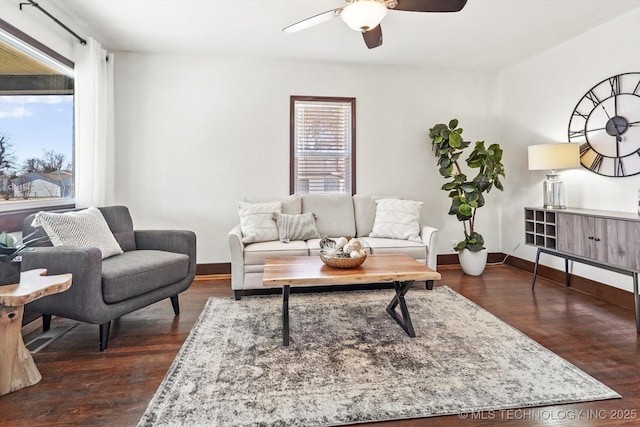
[{"left": 458, "top": 248, "right": 488, "bottom": 276}]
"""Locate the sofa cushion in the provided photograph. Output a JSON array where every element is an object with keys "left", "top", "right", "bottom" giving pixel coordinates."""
[
  {"left": 370, "top": 198, "right": 423, "bottom": 243},
  {"left": 102, "top": 250, "right": 190, "bottom": 304},
  {"left": 353, "top": 194, "right": 400, "bottom": 237},
  {"left": 32, "top": 207, "right": 124, "bottom": 259},
  {"left": 244, "top": 240, "right": 309, "bottom": 265},
  {"left": 238, "top": 201, "right": 282, "bottom": 244},
  {"left": 273, "top": 212, "right": 320, "bottom": 243},
  {"left": 245, "top": 194, "right": 301, "bottom": 215},
  {"left": 301, "top": 193, "right": 355, "bottom": 238},
  {"left": 360, "top": 237, "right": 428, "bottom": 260}
]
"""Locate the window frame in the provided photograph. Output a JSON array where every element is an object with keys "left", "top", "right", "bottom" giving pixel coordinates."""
[
  {"left": 289, "top": 95, "right": 356, "bottom": 195},
  {"left": 0, "top": 18, "right": 75, "bottom": 231}
]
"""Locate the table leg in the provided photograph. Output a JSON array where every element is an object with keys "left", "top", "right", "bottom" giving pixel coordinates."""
[
  {"left": 633, "top": 273, "right": 639, "bottom": 334},
  {"left": 386, "top": 281, "right": 416, "bottom": 338},
  {"left": 531, "top": 248, "right": 541, "bottom": 289},
  {"left": 282, "top": 285, "right": 290, "bottom": 346},
  {"left": 0, "top": 304, "right": 42, "bottom": 395}
]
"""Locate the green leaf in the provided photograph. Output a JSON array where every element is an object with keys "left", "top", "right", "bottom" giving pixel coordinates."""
[
  {"left": 449, "top": 131, "right": 462, "bottom": 148},
  {"left": 449, "top": 119, "right": 459, "bottom": 129},
  {"left": 477, "top": 193, "right": 485, "bottom": 208},
  {"left": 0, "top": 232, "right": 14, "bottom": 247},
  {"left": 449, "top": 197, "right": 462, "bottom": 216},
  {"left": 454, "top": 174, "right": 467, "bottom": 184},
  {"left": 466, "top": 191, "right": 480, "bottom": 203},
  {"left": 458, "top": 203, "right": 472, "bottom": 217},
  {"left": 439, "top": 165, "right": 454, "bottom": 177},
  {"left": 460, "top": 184, "right": 475, "bottom": 193},
  {"left": 442, "top": 181, "right": 458, "bottom": 191}
]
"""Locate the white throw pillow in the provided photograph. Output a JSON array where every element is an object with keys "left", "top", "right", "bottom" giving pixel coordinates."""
[
  {"left": 369, "top": 198, "right": 423, "bottom": 243},
  {"left": 238, "top": 201, "right": 282, "bottom": 244},
  {"left": 32, "top": 207, "right": 124, "bottom": 259}
]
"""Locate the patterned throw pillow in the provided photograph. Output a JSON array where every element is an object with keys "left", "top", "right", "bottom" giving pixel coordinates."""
[
  {"left": 238, "top": 201, "right": 282, "bottom": 244},
  {"left": 272, "top": 212, "right": 320, "bottom": 243},
  {"left": 32, "top": 207, "right": 124, "bottom": 259},
  {"left": 369, "top": 198, "right": 423, "bottom": 243}
]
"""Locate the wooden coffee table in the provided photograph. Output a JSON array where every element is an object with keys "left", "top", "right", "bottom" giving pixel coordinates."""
[
  {"left": 263, "top": 254, "right": 441, "bottom": 346},
  {"left": 0, "top": 269, "right": 72, "bottom": 395}
]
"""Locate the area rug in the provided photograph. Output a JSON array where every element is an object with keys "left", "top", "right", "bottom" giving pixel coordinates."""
[{"left": 138, "top": 287, "right": 620, "bottom": 426}]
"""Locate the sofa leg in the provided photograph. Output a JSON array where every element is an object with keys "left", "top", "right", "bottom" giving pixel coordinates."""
[
  {"left": 426, "top": 280, "right": 434, "bottom": 290},
  {"left": 42, "top": 314, "right": 52, "bottom": 332},
  {"left": 234, "top": 290, "right": 242, "bottom": 301},
  {"left": 99, "top": 322, "right": 111, "bottom": 351},
  {"left": 170, "top": 295, "right": 180, "bottom": 315}
]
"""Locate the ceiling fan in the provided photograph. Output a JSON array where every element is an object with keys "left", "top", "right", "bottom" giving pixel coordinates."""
[{"left": 283, "top": 0, "right": 468, "bottom": 49}]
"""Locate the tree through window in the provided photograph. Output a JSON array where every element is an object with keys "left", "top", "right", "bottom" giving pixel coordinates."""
[{"left": 0, "top": 20, "right": 75, "bottom": 209}]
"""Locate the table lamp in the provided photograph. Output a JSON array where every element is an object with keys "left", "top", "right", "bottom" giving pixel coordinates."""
[{"left": 528, "top": 143, "right": 580, "bottom": 209}]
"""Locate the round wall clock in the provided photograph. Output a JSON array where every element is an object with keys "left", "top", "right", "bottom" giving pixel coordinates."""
[{"left": 568, "top": 72, "right": 640, "bottom": 177}]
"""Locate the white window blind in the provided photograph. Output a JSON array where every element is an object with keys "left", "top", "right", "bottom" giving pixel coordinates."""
[{"left": 291, "top": 97, "right": 355, "bottom": 194}]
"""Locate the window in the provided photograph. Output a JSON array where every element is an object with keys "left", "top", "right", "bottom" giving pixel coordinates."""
[
  {"left": 290, "top": 96, "right": 355, "bottom": 195},
  {"left": 0, "top": 19, "right": 75, "bottom": 214}
]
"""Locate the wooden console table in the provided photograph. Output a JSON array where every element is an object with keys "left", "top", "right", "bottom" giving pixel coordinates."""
[
  {"left": 525, "top": 207, "right": 640, "bottom": 332},
  {"left": 0, "top": 269, "right": 72, "bottom": 395}
]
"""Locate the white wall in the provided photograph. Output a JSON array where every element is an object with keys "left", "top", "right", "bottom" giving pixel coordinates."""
[
  {"left": 114, "top": 54, "right": 502, "bottom": 263},
  {"left": 499, "top": 8, "right": 640, "bottom": 292}
]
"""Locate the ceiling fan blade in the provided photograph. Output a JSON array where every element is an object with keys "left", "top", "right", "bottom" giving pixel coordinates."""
[
  {"left": 283, "top": 8, "right": 342, "bottom": 33},
  {"left": 394, "top": 0, "right": 467, "bottom": 12},
  {"left": 362, "top": 25, "right": 383, "bottom": 49}
]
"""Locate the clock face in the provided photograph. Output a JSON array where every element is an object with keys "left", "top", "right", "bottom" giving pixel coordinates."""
[{"left": 568, "top": 72, "right": 640, "bottom": 177}]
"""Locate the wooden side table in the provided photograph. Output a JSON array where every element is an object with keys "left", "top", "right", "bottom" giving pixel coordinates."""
[{"left": 0, "top": 269, "right": 72, "bottom": 396}]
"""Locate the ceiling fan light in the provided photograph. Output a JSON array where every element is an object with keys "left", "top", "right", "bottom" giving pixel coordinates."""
[{"left": 340, "top": 1, "right": 388, "bottom": 32}]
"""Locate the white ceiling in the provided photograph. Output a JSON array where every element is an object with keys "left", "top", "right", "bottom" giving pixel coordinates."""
[{"left": 51, "top": 0, "right": 640, "bottom": 72}]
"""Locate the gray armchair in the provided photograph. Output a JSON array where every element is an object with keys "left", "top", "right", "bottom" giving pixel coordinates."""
[{"left": 21, "top": 206, "right": 196, "bottom": 351}]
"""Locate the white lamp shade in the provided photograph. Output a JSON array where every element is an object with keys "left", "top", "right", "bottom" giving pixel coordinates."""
[
  {"left": 340, "top": 0, "right": 388, "bottom": 32},
  {"left": 528, "top": 143, "right": 580, "bottom": 171}
]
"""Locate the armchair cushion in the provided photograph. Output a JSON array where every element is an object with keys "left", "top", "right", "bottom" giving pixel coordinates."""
[
  {"left": 32, "top": 207, "right": 123, "bottom": 259},
  {"left": 98, "top": 206, "right": 136, "bottom": 251},
  {"left": 101, "top": 250, "right": 190, "bottom": 304}
]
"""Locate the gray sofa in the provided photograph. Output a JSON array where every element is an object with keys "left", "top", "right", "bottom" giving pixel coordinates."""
[
  {"left": 228, "top": 194, "right": 438, "bottom": 300},
  {"left": 21, "top": 206, "right": 197, "bottom": 351}
]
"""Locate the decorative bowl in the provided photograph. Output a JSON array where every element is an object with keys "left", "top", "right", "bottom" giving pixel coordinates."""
[{"left": 320, "top": 253, "right": 366, "bottom": 269}]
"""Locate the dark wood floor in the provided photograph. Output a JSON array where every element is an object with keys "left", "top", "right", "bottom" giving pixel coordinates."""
[{"left": 3, "top": 265, "right": 640, "bottom": 426}]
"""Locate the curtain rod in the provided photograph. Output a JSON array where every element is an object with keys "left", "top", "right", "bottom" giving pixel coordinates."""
[{"left": 19, "top": 1, "right": 87, "bottom": 45}]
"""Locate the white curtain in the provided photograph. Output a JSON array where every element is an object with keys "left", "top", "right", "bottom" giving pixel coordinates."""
[{"left": 74, "top": 37, "right": 115, "bottom": 208}]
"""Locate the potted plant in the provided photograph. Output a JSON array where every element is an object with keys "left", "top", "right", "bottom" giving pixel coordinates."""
[
  {"left": 0, "top": 230, "right": 47, "bottom": 286},
  {"left": 428, "top": 119, "right": 505, "bottom": 276}
]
